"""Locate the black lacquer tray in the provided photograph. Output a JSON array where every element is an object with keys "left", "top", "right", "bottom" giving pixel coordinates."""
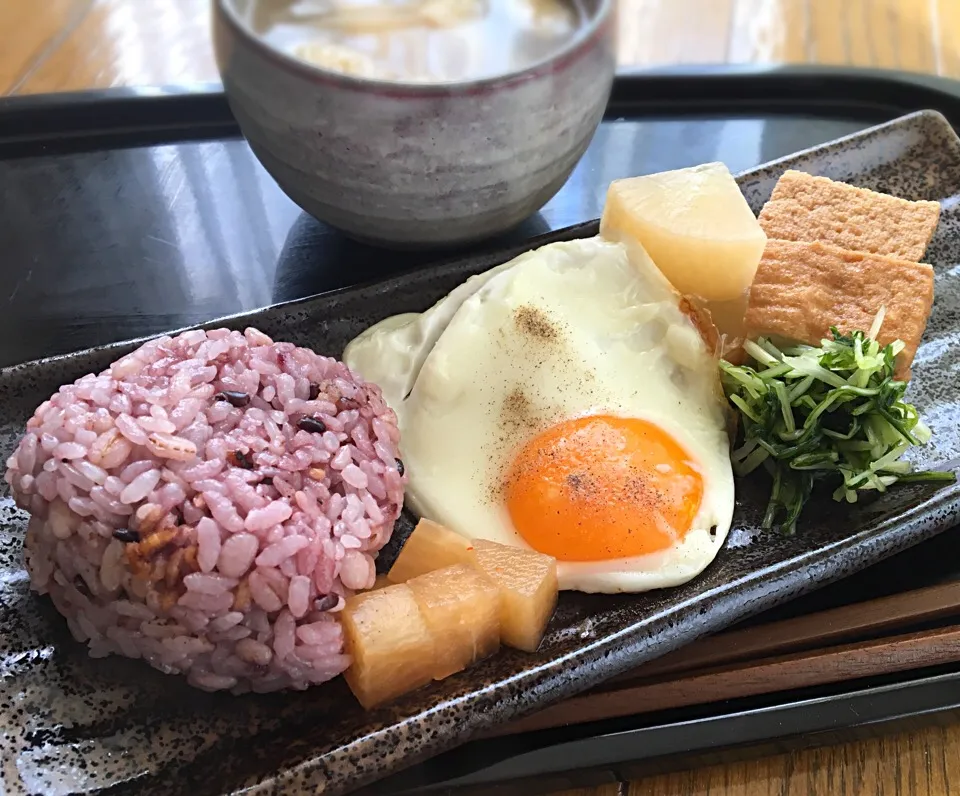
[{"left": 3, "top": 66, "right": 960, "bottom": 795}]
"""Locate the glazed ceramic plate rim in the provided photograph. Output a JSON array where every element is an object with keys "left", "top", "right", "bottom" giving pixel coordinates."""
[{"left": 3, "top": 109, "right": 960, "bottom": 796}]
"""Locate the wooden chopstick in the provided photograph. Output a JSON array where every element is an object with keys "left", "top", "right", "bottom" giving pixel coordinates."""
[
  {"left": 603, "top": 579, "right": 960, "bottom": 686},
  {"left": 474, "top": 580, "right": 960, "bottom": 740},
  {"left": 489, "top": 622, "right": 960, "bottom": 737}
]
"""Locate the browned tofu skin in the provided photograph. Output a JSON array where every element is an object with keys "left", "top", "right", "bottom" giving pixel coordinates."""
[
  {"left": 744, "top": 240, "right": 935, "bottom": 377},
  {"left": 757, "top": 170, "right": 941, "bottom": 262}
]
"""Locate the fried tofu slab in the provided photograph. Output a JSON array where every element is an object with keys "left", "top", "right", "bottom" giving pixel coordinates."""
[
  {"left": 757, "top": 170, "right": 940, "bottom": 262},
  {"left": 742, "top": 169, "right": 941, "bottom": 379},
  {"left": 744, "top": 239, "right": 935, "bottom": 378}
]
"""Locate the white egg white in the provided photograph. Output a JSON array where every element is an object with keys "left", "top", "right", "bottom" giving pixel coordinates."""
[
  {"left": 343, "top": 253, "right": 533, "bottom": 408},
  {"left": 344, "top": 236, "right": 735, "bottom": 594}
]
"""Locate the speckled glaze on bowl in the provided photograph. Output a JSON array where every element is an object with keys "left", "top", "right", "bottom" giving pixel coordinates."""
[
  {"left": 212, "top": 0, "right": 616, "bottom": 248},
  {"left": 2, "top": 111, "right": 960, "bottom": 796}
]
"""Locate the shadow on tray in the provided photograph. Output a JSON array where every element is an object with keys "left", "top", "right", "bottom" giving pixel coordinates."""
[{"left": 271, "top": 211, "right": 553, "bottom": 302}]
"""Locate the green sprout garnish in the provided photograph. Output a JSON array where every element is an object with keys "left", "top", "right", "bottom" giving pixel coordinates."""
[{"left": 720, "top": 310, "right": 956, "bottom": 535}]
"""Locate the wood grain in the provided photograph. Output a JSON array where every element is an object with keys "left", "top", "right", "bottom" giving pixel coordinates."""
[
  {"left": 3, "top": 1, "right": 960, "bottom": 795},
  {"left": 4, "top": 0, "right": 960, "bottom": 95},
  {"left": 624, "top": 721, "right": 960, "bottom": 796},
  {"left": 0, "top": 0, "right": 214, "bottom": 96}
]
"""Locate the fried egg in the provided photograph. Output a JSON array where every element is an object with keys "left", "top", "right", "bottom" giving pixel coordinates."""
[{"left": 344, "top": 237, "right": 734, "bottom": 593}]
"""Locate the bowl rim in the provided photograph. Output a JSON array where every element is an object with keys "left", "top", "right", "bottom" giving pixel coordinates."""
[{"left": 214, "top": 0, "right": 615, "bottom": 97}]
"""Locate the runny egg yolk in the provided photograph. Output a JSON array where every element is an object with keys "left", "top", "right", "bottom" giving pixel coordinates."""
[{"left": 504, "top": 415, "right": 704, "bottom": 562}]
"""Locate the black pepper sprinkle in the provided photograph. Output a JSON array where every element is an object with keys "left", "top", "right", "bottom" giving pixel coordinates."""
[
  {"left": 395, "top": 458, "right": 405, "bottom": 476},
  {"left": 308, "top": 383, "right": 321, "bottom": 400},
  {"left": 215, "top": 390, "right": 250, "bottom": 408},
  {"left": 314, "top": 594, "right": 339, "bottom": 612},
  {"left": 297, "top": 416, "right": 327, "bottom": 434},
  {"left": 113, "top": 528, "right": 140, "bottom": 543}
]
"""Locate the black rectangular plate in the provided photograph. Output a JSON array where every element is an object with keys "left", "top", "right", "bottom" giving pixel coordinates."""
[{"left": 2, "top": 68, "right": 960, "bottom": 795}]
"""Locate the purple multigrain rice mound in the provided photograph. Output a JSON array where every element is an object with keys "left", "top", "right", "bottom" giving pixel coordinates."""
[{"left": 5, "top": 327, "right": 405, "bottom": 693}]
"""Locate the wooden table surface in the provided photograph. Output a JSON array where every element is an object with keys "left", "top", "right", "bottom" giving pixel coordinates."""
[{"left": 2, "top": 1, "right": 960, "bottom": 795}]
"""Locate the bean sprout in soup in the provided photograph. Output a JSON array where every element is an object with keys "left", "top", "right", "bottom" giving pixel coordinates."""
[{"left": 244, "top": 0, "right": 588, "bottom": 82}]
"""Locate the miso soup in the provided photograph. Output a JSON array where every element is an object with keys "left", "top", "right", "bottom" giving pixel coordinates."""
[{"left": 238, "top": 0, "right": 590, "bottom": 83}]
